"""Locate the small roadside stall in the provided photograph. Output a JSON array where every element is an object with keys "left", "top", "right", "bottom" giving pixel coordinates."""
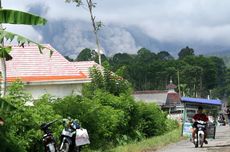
[{"left": 181, "top": 97, "right": 222, "bottom": 139}]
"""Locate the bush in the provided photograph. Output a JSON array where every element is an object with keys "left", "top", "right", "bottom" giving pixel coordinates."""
[
  {"left": 136, "top": 102, "right": 168, "bottom": 137},
  {"left": 0, "top": 82, "right": 62, "bottom": 152}
]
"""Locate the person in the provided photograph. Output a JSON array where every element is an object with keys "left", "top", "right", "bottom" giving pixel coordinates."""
[
  {"left": 0, "top": 117, "right": 4, "bottom": 126},
  {"left": 192, "top": 106, "right": 209, "bottom": 144},
  {"left": 217, "top": 113, "right": 226, "bottom": 126},
  {"left": 226, "top": 107, "right": 230, "bottom": 125}
]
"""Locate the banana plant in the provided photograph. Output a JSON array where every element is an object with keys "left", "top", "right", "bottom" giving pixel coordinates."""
[
  {"left": 0, "top": 1, "right": 49, "bottom": 97},
  {"left": 0, "top": 97, "right": 16, "bottom": 112}
]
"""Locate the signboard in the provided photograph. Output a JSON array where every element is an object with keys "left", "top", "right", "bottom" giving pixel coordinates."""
[
  {"left": 207, "top": 123, "right": 216, "bottom": 139},
  {"left": 183, "top": 122, "right": 192, "bottom": 136}
]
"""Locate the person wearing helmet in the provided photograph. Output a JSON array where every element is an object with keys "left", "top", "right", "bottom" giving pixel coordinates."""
[{"left": 192, "top": 106, "right": 209, "bottom": 144}]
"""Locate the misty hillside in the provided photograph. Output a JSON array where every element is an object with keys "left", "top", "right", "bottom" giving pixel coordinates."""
[{"left": 205, "top": 50, "right": 230, "bottom": 67}]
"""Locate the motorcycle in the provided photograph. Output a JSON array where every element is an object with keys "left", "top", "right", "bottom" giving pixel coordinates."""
[
  {"left": 59, "top": 118, "right": 81, "bottom": 152},
  {"left": 194, "top": 120, "right": 207, "bottom": 148},
  {"left": 40, "top": 120, "right": 58, "bottom": 152}
]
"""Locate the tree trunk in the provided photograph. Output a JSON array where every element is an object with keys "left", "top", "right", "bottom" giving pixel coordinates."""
[
  {"left": 86, "top": 0, "right": 102, "bottom": 66},
  {"left": 0, "top": 0, "right": 6, "bottom": 97},
  {"left": 0, "top": 58, "right": 6, "bottom": 97}
]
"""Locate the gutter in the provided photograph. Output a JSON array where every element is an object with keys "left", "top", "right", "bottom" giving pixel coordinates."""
[{"left": 7, "top": 79, "right": 91, "bottom": 86}]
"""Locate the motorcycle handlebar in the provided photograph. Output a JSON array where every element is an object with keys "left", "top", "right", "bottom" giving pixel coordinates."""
[{"left": 40, "top": 119, "right": 59, "bottom": 131}]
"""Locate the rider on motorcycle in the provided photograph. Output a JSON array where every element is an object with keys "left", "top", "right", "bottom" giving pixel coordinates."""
[{"left": 192, "top": 106, "right": 209, "bottom": 144}]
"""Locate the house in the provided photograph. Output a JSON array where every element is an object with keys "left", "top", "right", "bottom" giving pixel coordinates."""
[
  {"left": 133, "top": 90, "right": 168, "bottom": 105},
  {"left": 0, "top": 44, "right": 92, "bottom": 99},
  {"left": 133, "top": 80, "right": 182, "bottom": 121},
  {"left": 72, "top": 61, "right": 101, "bottom": 78},
  {"left": 133, "top": 80, "right": 181, "bottom": 107}
]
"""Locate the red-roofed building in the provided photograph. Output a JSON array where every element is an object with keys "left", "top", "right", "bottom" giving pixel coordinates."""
[
  {"left": 133, "top": 80, "right": 183, "bottom": 121},
  {"left": 72, "top": 61, "right": 102, "bottom": 78},
  {"left": 0, "top": 44, "right": 91, "bottom": 99}
]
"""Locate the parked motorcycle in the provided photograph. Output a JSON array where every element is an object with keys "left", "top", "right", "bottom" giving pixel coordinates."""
[
  {"left": 40, "top": 120, "right": 58, "bottom": 152},
  {"left": 59, "top": 118, "right": 81, "bottom": 152},
  {"left": 194, "top": 120, "right": 207, "bottom": 148}
]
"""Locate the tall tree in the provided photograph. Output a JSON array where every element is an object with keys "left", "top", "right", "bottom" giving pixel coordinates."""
[
  {"left": 65, "top": 0, "right": 103, "bottom": 65},
  {"left": 178, "top": 46, "right": 195, "bottom": 60},
  {"left": 136, "top": 48, "right": 156, "bottom": 64},
  {"left": 76, "top": 48, "right": 96, "bottom": 61},
  {"left": 157, "top": 51, "right": 174, "bottom": 61}
]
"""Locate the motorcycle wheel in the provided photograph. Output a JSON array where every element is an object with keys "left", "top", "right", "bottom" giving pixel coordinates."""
[
  {"left": 195, "top": 135, "right": 198, "bottom": 148},
  {"left": 199, "top": 134, "right": 204, "bottom": 147},
  {"left": 60, "top": 142, "right": 70, "bottom": 152}
]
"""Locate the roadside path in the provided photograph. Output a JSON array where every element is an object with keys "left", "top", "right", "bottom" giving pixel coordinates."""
[{"left": 155, "top": 126, "right": 230, "bottom": 152}]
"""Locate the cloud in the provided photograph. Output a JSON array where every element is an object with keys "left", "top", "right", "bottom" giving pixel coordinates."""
[
  {"left": 4, "top": 0, "right": 230, "bottom": 56},
  {"left": 33, "top": 19, "right": 142, "bottom": 57}
]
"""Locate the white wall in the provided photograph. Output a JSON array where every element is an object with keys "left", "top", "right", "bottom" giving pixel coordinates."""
[{"left": 24, "top": 83, "right": 83, "bottom": 99}]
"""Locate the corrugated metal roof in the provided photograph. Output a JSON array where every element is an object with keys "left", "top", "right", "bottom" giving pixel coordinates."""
[
  {"left": 181, "top": 97, "right": 222, "bottom": 105},
  {"left": 0, "top": 44, "right": 88, "bottom": 82}
]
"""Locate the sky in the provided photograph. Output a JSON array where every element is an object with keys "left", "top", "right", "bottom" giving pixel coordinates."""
[{"left": 3, "top": 0, "right": 230, "bottom": 57}]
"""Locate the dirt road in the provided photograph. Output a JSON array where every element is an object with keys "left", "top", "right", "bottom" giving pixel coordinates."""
[{"left": 155, "top": 126, "right": 230, "bottom": 152}]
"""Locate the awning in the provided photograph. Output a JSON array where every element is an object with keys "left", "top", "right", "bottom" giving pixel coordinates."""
[{"left": 181, "top": 97, "right": 222, "bottom": 106}]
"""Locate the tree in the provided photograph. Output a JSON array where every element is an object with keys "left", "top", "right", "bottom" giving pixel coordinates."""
[
  {"left": 136, "top": 48, "right": 156, "bottom": 63},
  {"left": 0, "top": 1, "right": 48, "bottom": 97},
  {"left": 65, "top": 0, "right": 103, "bottom": 65},
  {"left": 76, "top": 48, "right": 96, "bottom": 61},
  {"left": 109, "top": 53, "right": 133, "bottom": 70},
  {"left": 157, "top": 51, "right": 174, "bottom": 60},
  {"left": 178, "top": 46, "right": 195, "bottom": 60}
]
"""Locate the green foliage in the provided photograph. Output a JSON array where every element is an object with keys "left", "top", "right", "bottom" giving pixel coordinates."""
[
  {"left": 76, "top": 48, "right": 97, "bottom": 61},
  {"left": 0, "top": 9, "right": 47, "bottom": 25},
  {"left": 0, "top": 81, "right": 62, "bottom": 152},
  {"left": 83, "top": 66, "right": 131, "bottom": 97},
  {"left": 0, "top": 29, "right": 52, "bottom": 54},
  {"left": 0, "top": 46, "right": 12, "bottom": 60},
  {"left": 5, "top": 80, "right": 32, "bottom": 107},
  {"left": 157, "top": 51, "right": 174, "bottom": 61},
  {"left": 178, "top": 46, "right": 194, "bottom": 59},
  {"left": 136, "top": 102, "right": 167, "bottom": 137},
  {"left": 53, "top": 91, "right": 177, "bottom": 150},
  {"left": 0, "top": 79, "right": 178, "bottom": 151},
  {"left": 108, "top": 47, "right": 227, "bottom": 98}
]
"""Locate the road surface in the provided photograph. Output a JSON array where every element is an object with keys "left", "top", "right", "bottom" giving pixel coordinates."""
[{"left": 155, "top": 126, "right": 230, "bottom": 152}]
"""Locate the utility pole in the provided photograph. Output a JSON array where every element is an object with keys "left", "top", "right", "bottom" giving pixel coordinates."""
[{"left": 177, "top": 70, "right": 181, "bottom": 96}]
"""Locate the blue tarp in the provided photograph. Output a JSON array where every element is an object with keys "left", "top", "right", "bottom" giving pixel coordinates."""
[{"left": 181, "top": 97, "right": 222, "bottom": 106}]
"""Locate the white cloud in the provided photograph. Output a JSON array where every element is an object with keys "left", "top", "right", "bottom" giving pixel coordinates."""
[{"left": 3, "top": 0, "right": 230, "bottom": 54}]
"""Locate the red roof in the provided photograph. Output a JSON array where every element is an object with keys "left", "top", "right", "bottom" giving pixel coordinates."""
[
  {"left": 0, "top": 44, "right": 88, "bottom": 82},
  {"left": 166, "top": 92, "right": 181, "bottom": 105},
  {"left": 72, "top": 61, "right": 100, "bottom": 78}
]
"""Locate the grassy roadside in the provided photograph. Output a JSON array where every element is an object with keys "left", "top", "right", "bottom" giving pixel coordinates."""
[{"left": 108, "top": 127, "right": 184, "bottom": 152}]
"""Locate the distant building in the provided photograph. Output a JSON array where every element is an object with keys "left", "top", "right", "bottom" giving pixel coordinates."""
[
  {"left": 72, "top": 61, "right": 102, "bottom": 78},
  {"left": 133, "top": 90, "right": 168, "bottom": 105},
  {"left": 133, "top": 79, "right": 181, "bottom": 107},
  {"left": 133, "top": 80, "right": 183, "bottom": 121}
]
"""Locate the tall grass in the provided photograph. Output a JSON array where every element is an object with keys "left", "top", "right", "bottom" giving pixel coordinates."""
[{"left": 108, "top": 128, "right": 183, "bottom": 152}]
